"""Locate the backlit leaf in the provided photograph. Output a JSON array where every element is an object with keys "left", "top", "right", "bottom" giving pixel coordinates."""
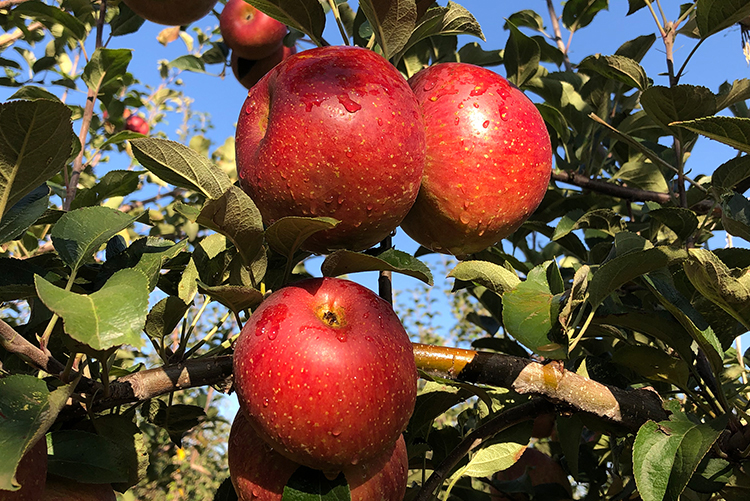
[
  {"left": 696, "top": 0, "right": 750, "bottom": 38},
  {"left": 244, "top": 0, "right": 326, "bottom": 47},
  {"left": 671, "top": 116, "right": 750, "bottom": 153},
  {"left": 577, "top": 54, "right": 649, "bottom": 90},
  {"left": 358, "top": 0, "right": 417, "bottom": 59},
  {"left": 640, "top": 85, "right": 716, "bottom": 141},
  {"left": 265, "top": 216, "right": 339, "bottom": 260},
  {"left": 322, "top": 248, "right": 433, "bottom": 285},
  {"left": 448, "top": 261, "right": 521, "bottom": 295}
]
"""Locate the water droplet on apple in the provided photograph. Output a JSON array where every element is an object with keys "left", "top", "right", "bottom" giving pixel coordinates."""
[
  {"left": 500, "top": 112, "right": 508, "bottom": 121},
  {"left": 324, "top": 193, "right": 335, "bottom": 204},
  {"left": 366, "top": 204, "right": 373, "bottom": 212},
  {"left": 267, "top": 329, "right": 278, "bottom": 340},
  {"left": 423, "top": 80, "right": 436, "bottom": 91},
  {"left": 244, "top": 102, "right": 254, "bottom": 114},
  {"left": 464, "top": 200, "right": 470, "bottom": 209},
  {"left": 338, "top": 94, "right": 362, "bottom": 113},
  {"left": 365, "top": 335, "right": 373, "bottom": 342},
  {"left": 363, "top": 312, "right": 370, "bottom": 319},
  {"left": 377, "top": 117, "right": 383, "bottom": 126},
  {"left": 482, "top": 120, "right": 490, "bottom": 129},
  {"left": 336, "top": 332, "right": 347, "bottom": 342},
  {"left": 470, "top": 85, "right": 487, "bottom": 96},
  {"left": 473, "top": 102, "right": 480, "bottom": 108},
  {"left": 263, "top": 398, "right": 270, "bottom": 407},
  {"left": 350, "top": 457, "right": 360, "bottom": 466},
  {"left": 337, "top": 194, "right": 345, "bottom": 205},
  {"left": 460, "top": 212, "right": 470, "bottom": 224},
  {"left": 255, "top": 303, "right": 288, "bottom": 339},
  {"left": 331, "top": 429, "right": 342, "bottom": 437},
  {"left": 345, "top": 150, "right": 354, "bottom": 158},
  {"left": 454, "top": 116, "right": 460, "bottom": 125}
]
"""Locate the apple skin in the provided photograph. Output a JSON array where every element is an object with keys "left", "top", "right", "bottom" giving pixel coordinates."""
[
  {"left": 400, "top": 63, "right": 552, "bottom": 257},
  {"left": 42, "top": 476, "right": 116, "bottom": 501},
  {"left": 121, "top": 0, "right": 218, "bottom": 26},
  {"left": 0, "top": 438, "right": 47, "bottom": 501},
  {"left": 235, "top": 46, "right": 426, "bottom": 254},
  {"left": 124, "top": 114, "right": 149, "bottom": 135},
  {"left": 228, "top": 411, "right": 408, "bottom": 500},
  {"left": 490, "top": 448, "right": 572, "bottom": 501},
  {"left": 231, "top": 44, "right": 297, "bottom": 90},
  {"left": 220, "top": 0, "right": 288, "bottom": 60},
  {"left": 232, "top": 277, "right": 418, "bottom": 471}
]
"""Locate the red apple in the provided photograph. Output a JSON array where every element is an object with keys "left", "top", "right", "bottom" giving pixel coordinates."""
[
  {"left": 400, "top": 63, "right": 552, "bottom": 257},
  {"left": 124, "top": 114, "right": 150, "bottom": 135},
  {"left": 235, "top": 46, "right": 426, "bottom": 254},
  {"left": 232, "top": 277, "right": 417, "bottom": 471},
  {"left": 231, "top": 44, "right": 297, "bottom": 90},
  {"left": 121, "top": 0, "right": 218, "bottom": 26},
  {"left": 220, "top": 0, "right": 288, "bottom": 60},
  {"left": 490, "top": 448, "right": 572, "bottom": 501},
  {"left": 228, "top": 411, "right": 408, "bottom": 500},
  {"left": 42, "top": 476, "right": 116, "bottom": 501},
  {"left": 0, "top": 438, "right": 47, "bottom": 501}
]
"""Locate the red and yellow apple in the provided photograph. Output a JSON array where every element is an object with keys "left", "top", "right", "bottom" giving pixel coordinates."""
[
  {"left": 232, "top": 277, "right": 417, "bottom": 471},
  {"left": 121, "top": 0, "right": 218, "bottom": 26},
  {"left": 400, "top": 63, "right": 552, "bottom": 257},
  {"left": 124, "top": 114, "right": 149, "bottom": 135},
  {"left": 0, "top": 438, "right": 47, "bottom": 501},
  {"left": 231, "top": 44, "right": 296, "bottom": 90},
  {"left": 235, "top": 46, "right": 426, "bottom": 253},
  {"left": 228, "top": 411, "right": 408, "bottom": 500},
  {"left": 220, "top": 0, "right": 288, "bottom": 60}
]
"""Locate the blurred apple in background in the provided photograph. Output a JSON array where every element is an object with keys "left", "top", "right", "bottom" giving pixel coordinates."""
[
  {"left": 231, "top": 44, "right": 297, "bottom": 90},
  {"left": 121, "top": 0, "right": 218, "bottom": 26},
  {"left": 220, "top": 0, "right": 288, "bottom": 60}
]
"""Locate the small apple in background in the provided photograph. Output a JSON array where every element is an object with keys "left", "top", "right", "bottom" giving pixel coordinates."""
[
  {"left": 232, "top": 277, "right": 417, "bottom": 471},
  {"left": 235, "top": 45, "right": 426, "bottom": 253},
  {"left": 220, "top": 0, "right": 288, "bottom": 60},
  {"left": 121, "top": 0, "right": 218, "bottom": 26},
  {"left": 400, "top": 63, "right": 552, "bottom": 258},
  {"left": 42, "top": 476, "right": 116, "bottom": 501},
  {"left": 490, "top": 448, "right": 572, "bottom": 501},
  {"left": 124, "top": 114, "right": 150, "bottom": 135},
  {"left": 0, "top": 438, "right": 47, "bottom": 500},
  {"left": 231, "top": 44, "right": 296, "bottom": 90},
  {"left": 228, "top": 411, "right": 408, "bottom": 500}
]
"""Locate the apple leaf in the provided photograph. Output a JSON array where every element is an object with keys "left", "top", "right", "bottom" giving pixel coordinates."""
[
  {"left": 648, "top": 208, "right": 699, "bottom": 242},
  {"left": 99, "top": 130, "right": 148, "bottom": 148},
  {"left": 633, "top": 413, "right": 727, "bottom": 501},
  {"left": 615, "top": 34, "right": 656, "bottom": 63},
  {"left": 130, "top": 138, "right": 234, "bottom": 199},
  {"left": 640, "top": 85, "right": 717, "bottom": 141},
  {"left": 50, "top": 206, "right": 139, "bottom": 272},
  {"left": 47, "top": 430, "right": 134, "bottom": 484},
  {"left": 455, "top": 442, "right": 527, "bottom": 478},
  {"left": 696, "top": 0, "right": 750, "bottom": 38},
  {"left": 144, "top": 296, "right": 190, "bottom": 342},
  {"left": 562, "top": 0, "right": 608, "bottom": 30},
  {"left": 243, "top": 0, "right": 326, "bottom": 47},
  {"left": 197, "top": 280, "right": 264, "bottom": 316},
  {"left": 102, "top": 237, "right": 187, "bottom": 292},
  {"left": 214, "top": 477, "right": 239, "bottom": 501},
  {"left": 504, "top": 21, "right": 540, "bottom": 88},
  {"left": 322, "top": 248, "right": 433, "bottom": 285},
  {"left": 0, "top": 375, "right": 76, "bottom": 491},
  {"left": 0, "top": 184, "right": 49, "bottom": 245},
  {"left": 265, "top": 216, "right": 339, "bottom": 260},
  {"left": 501, "top": 262, "right": 567, "bottom": 359},
  {"left": 722, "top": 193, "right": 750, "bottom": 242},
  {"left": 716, "top": 79, "right": 750, "bottom": 112},
  {"left": 13, "top": 0, "right": 87, "bottom": 40},
  {"left": 612, "top": 345, "right": 690, "bottom": 387},
  {"left": 169, "top": 54, "right": 206, "bottom": 74},
  {"left": 109, "top": 1, "right": 145, "bottom": 37},
  {"left": 671, "top": 116, "right": 750, "bottom": 153},
  {"left": 70, "top": 169, "right": 143, "bottom": 210},
  {"left": 577, "top": 54, "right": 649, "bottom": 91},
  {"left": 0, "top": 257, "right": 44, "bottom": 301},
  {"left": 282, "top": 466, "right": 350, "bottom": 501},
  {"left": 35, "top": 268, "right": 149, "bottom": 351},
  {"left": 0, "top": 99, "right": 75, "bottom": 218},
  {"left": 408, "top": 381, "right": 474, "bottom": 438},
  {"left": 447, "top": 260, "right": 521, "bottom": 295},
  {"left": 712, "top": 155, "right": 750, "bottom": 195},
  {"left": 8, "top": 85, "right": 61, "bottom": 102},
  {"left": 82, "top": 48, "right": 132, "bottom": 96},
  {"left": 358, "top": 0, "right": 418, "bottom": 60},
  {"left": 91, "top": 415, "right": 149, "bottom": 490},
  {"left": 505, "top": 9, "right": 544, "bottom": 31}
]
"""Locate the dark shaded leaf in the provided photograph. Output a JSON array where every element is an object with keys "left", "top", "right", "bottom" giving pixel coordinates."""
[
  {"left": 562, "top": 0, "right": 609, "bottom": 30},
  {"left": 244, "top": 0, "right": 326, "bottom": 47},
  {"left": 648, "top": 208, "right": 699, "bottom": 241},
  {"left": 265, "top": 216, "right": 339, "bottom": 260},
  {"left": 0, "top": 184, "right": 49, "bottom": 244},
  {"left": 577, "top": 54, "right": 649, "bottom": 90},
  {"left": 672, "top": 116, "right": 750, "bottom": 152},
  {"left": 640, "top": 85, "right": 717, "bottom": 141},
  {"left": 358, "top": 0, "right": 417, "bottom": 59},
  {"left": 696, "top": 0, "right": 750, "bottom": 38},
  {"left": 282, "top": 467, "right": 350, "bottom": 500},
  {"left": 321, "top": 248, "right": 433, "bottom": 285},
  {"left": 504, "top": 21, "right": 540, "bottom": 88}
]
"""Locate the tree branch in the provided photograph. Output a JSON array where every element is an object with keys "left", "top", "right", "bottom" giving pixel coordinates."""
[
  {"left": 0, "top": 21, "right": 43, "bottom": 50},
  {"left": 0, "top": 0, "right": 32, "bottom": 9},
  {"left": 545, "top": 0, "right": 573, "bottom": 71}
]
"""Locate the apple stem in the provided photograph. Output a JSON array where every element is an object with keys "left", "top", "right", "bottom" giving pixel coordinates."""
[{"left": 377, "top": 235, "right": 393, "bottom": 304}]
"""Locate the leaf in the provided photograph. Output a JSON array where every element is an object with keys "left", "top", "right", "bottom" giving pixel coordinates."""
[
  {"left": 640, "top": 85, "right": 717, "bottom": 141},
  {"left": 358, "top": 0, "right": 417, "bottom": 60},
  {"left": 671, "top": 116, "right": 750, "bottom": 153},
  {"left": 0, "top": 257, "right": 45, "bottom": 301},
  {"left": 503, "top": 21, "right": 540, "bottom": 88},
  {"left": 322, "top": 248, "right": 433, "bottom": 285},
  {"left": 613, "top": 345, "right": 690, "bottom": 387},
  {"left": 169, "top": 55, "right": 206, "bottom": 74},
  {"left": 131, "top": 138, "right": 234, "bottom": 199},
  {"left": 0, "top": 184, "right": 49, "bottom": 244},
  {"left": 716, "top": 79, "right": 750, "bottom": 112},
  {"left": 265, "top": 216, "right": 339, "bottom": 260},
  {"left": 144, "top": 296, "right": 189, "bottom": 341},
  {"left": 577, "top": 54, "right": 649, "bottom": 90},
  {"left": 614, "top": 160, "right": 669, "bottom": 193},
  {"left": 615, "top": 34, "right": 656, "bottom": 63},
  {"left": 562, "top": 0, "right": 609, "bottom": 30},
  {"left": 70, "top": 170, "right": 142, "bottom": 210},
  {"left": 82, "top": 48, "right": 132, "bottom": 95},
  {"left": 633, "top": 413, "right": 727, "bottom": 501},
  {"left": 722, "top": 193, "right": 750, "bottom": 242},
  {"left": 648, "top": 208, "right": 699, "bottom": 242},
  {"left": 0, "top": 376, "right": 75, "bottom": 491},
  {"left": 50, "top": 206, "right": 138, "bottom": 272},
  {"left": 244, "top": 0, "right": 326, "bottom": 47},
  {"left": 197, "top": 281, "right": 264, "bottom": 315},
  {"left": 14, "top": 0, "right": 87, "bottom": 40},
  {"left": 8, "top": 85, "right": 61, "bottom": 102},
  {"left": 459, "top": 442, "right": 527, "bottom": 478},
  {"left": 214, "top": 477, "right": 239, "bottom": 501},
  {"left": 505, "top": 10, "right": 544, "bottom": 31},
  {"left": 502, "top": 262, "right": 567, "bottom": 359},
  {"left": 457, "top": 42, "right": 503, "bottom": 67},
  {"left": 408, "top": 381, "right": 474, "bottom": 438},
  {"left": 35, "top": 268, "right": 149, "bottom": 351},
  {"left": 448, "top": 261, "right": 521, "bottom": 295},
  {"left": 712, "top": 155, "right": 750, "bottom": 194},
  {"left": 552, "top": 208, "right": 624, "bottom": 240},
  {"left": 99, "top": 130, "right": 148, "bottom": 148},
  {"left": 282, "top": 466, "right": 351, "bottom": 500},
  {"left": 148, "top": 402, "right": 206, "bottom": 446},
  {"left": 0, "top": 99, "right": 74, "bottom": 217},
  {"left": 47, "top": 430, "right": 133, "bottom": 484},
  {"left": 696, "top": 0, "right": 750, "bottom": 38},
  {"left": 587, "top": 247, "right": 688, "bottom": 308},
  {"left": 92, "top": 415, "right": 149, "bottom": 490},
  {"left": 109, "top": 1, "right": 145, "bottom": 37}
]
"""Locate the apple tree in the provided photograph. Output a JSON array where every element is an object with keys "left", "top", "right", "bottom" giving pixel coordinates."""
[{"left": 2, "top": 0, "right": 750, "bottom": 500}]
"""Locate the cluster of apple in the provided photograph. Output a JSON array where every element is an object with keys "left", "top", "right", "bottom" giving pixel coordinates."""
[{"left": 230, "top": 277, "right": 417, "bottom": 499}]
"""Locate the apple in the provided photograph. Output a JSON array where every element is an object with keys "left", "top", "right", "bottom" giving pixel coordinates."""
[
  {"left": 42, "top": 476, "right": 116, "bottom": 501},
  {"left": 231, "top": 44, "right": 297, "bottom": 90},
  {"left": 235, "top": 45, "right": 426, "bottom": 254},
  {"left": 228, "top": 411, "right": 408, "bottom": 500},
  {"left": 124, "top": 114, "right": 150, "bottom": 135},
  {"left": 0, "top": 438, "right": 47, "bottom": 500},
  {"left": 400, "top": 63, "right": 552, "bottom": 257},
  {"left": 490, "top": 448, "right": 572, "bottom": 501},
  {"left": 220, "top": 0, "right": 288, "bottom": 60},
  {"left": 232, "top": 277, "right": 418, "bottom": 471},
  {"left": 121, "top": 0, "right": 218, "bottom": 26}
]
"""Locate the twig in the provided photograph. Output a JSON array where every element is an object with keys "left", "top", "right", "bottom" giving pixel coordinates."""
[
  {"left": 414, "top": 398, "right": 554, "bottom": 501},
  {"left": 545, "top": 0, "right": 572, "bottom": 71},
  {"left": 552, "top": 171, "right": 671, "bottom": 204},
  {"left": 0, "top": 0, "right": 31, "bottom": 8},
  {"left": 0, "top": 21, "right": 43, "bottom": 49}
]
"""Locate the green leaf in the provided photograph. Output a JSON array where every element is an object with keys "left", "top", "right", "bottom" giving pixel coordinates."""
[
  {"left": 722, "top": 193, "right": 750, "bottom": 242},
  {"left": 322, "top": 248, "right": 433, "bottom": 285},
  {"left": 0, "top": 184, "right": 49, "bottom": 244},
  {"left": 169, "top": 55, "right": 206, "bottom": 74},
  {"left": 82, "top": 48, "right": 132, "bottom": 95},
  {"left": 144, "top": 296, "right": 189, "bottom": 341},
  {"left": 358, "top": 0, "right": 417, "bottom": 60},
  {"left": 448, "top": 260, "right": 521, "bottom": 295},
  {"left": 0, "top": 99, "right": 74, "bottom": 217},
  {"left": 587, "top": 247, "right": 688, "bottom": 308},
  {"left": 633, "top": 413, "right": 727, "bottom": 501},
  {"left": 47, "top": 430, "right": 133, "bottom": 484},
  {"left": 35, "top": 268, "right": 149, "bottom": 351},
  {"left": 562, "top": 0, "right": 609, "bottom": 30},
  {"left": 282, "top": 466, "right": 350, "bottom": 500},
  {"left": 214, "top": 477, "right": 239, "bottom": 501},
  {"left": 51, "top": 206, "right": 138, "bottom": 272},
  {"left": 672, "top": 116, "right": 750, "bottom": 152},
  {"left": 14, "top": 0, "right": 87, "bottom": 40},
  {"left": 577, "top": 54, "right": 649, "bottom": 90},
  {"left": 502, "top": 262, "right": 567, "bottom": 359},
  {"left": 0, "top": 257, "right": 44, "bottom": 301},
  {"left": 0, "top": 376, "right": 75, "bottom": 491},
  {"left": 648, "top": 208, "right": 699, "bottom": 242},
  {"left": 99, "top": 130, "right": 149, "bottom": 148},
  {"left": 70, "top": 170, "right": 142, "bottom": 210},
  {"left": 131, "top": 138, "right": 233, "bottom": 199},
  {"left": 613, "top": 345, "right": 690, "bottom": 387},
  {"left": 109, "top": 2, "right": 145, "bottom": 37},
  {"left": 197, "top": 281, "right": 264, "bottom": 315},
  {"left": 615, "top": 34, "right": 656, "bottom": 63},
  {"left": 640, "top": 85, "right": 717, "bottom": 141},
  {"left": 408, "top": 381, "right": 474, "bottom": 438},
  {"left": 459, "top": 442, "right": 527, "bottom": 478},
  {"left": 8, "top": 85, "right": 61, "bottom": 102},
  {"left": 265, "top": 216, "right": 339, "bottom": 260},
  {"left": 552, "top": 208, "right": 624, "bottom": 240},
  {"left": 504, "top": 21, "right": 540, "bottom": 88},
  {"left": 92, "top": 415, "right": 149, "bottom": 490},
  {"left": 457, "top": 42, "right": 503, "bottom": 67},
  {"left": 244, "top": 0, "right": 326, "bottom": 47},
  {"left": 696, "top": 0, "right": 750, "bottom": 38},
  {"left": 148, "top": 402, "right": 206, "bottom": 446},
  {"left": 505, "top": 10, "right": 544, "bottom": 31},
  {"left": 712, "top": 155, "right": 750, "bottom": 194},
  {"left": 717, "top": 79, "right": 750, "bottom": 111}
]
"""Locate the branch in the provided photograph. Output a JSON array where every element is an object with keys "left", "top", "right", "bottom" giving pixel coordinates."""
[
  {"left": 545, "top": 0, "right": 573, "bottom": 71},
  {"left": 0, "top": 21, "right": 43, "bottom": 50},
  {"left": 414, "top": 398, "right": 554, "bottom": 501},
  {"left": 0, "top": 0, "right": 31, "bottom": 8}
]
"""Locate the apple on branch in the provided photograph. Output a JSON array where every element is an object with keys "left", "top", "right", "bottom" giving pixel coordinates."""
[
  {"left": 231, "top": 44, "right": 297, "bottom": 91},
  {"left": 220, "top": 0, "right": 288, "bottom": 60},
  {"left": 0, "top": 437, "right": 47, "bottom": 501},
  {"left": 121, "top": 0, "right": 218, "bottom": 26},
  {"left": 235, "top": 46, "right": 426, "bottom": 253},
  {"left": 232, "top": 277, "right": 417, "bottom": 471},
  {"left": 400, "top": 63, "right": 552, "bottom": 257}
]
